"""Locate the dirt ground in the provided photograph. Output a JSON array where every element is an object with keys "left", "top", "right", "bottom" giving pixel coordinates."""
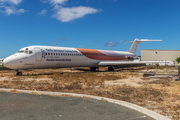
[{"left": 0, "top": 66, "right": 180, "bottom": 119}]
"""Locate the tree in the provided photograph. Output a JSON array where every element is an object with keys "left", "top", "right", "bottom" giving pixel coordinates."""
[{"left": 176, "top": 57, "right": 180, "bottom": 63}]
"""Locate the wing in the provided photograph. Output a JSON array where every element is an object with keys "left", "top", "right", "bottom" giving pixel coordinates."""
[{"left": 97, "top": 60, "right": 162, "bottom": 68}]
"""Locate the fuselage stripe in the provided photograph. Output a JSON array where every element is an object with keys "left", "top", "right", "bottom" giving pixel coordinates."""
[{"left": 76, "top": 48, "right": 127, "bottom": 61}]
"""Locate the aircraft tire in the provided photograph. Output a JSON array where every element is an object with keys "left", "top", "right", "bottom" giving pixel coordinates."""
[
  {"left": 90, "top": 67, "right": 96, "bottom": 72},
  {"left": 17, "top": 72, "right": 23, "bottom": 76},
  {"left": 108, "top": 66, "right": 114, "bottom": 71}
]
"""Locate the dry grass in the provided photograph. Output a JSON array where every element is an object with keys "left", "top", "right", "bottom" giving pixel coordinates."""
[
  {"left": 0, "top": 66, "right": 180, "bottom": 119},
  {"left": 59, "top": 94, "right": 74, "bottom": 97},
  {"left": 30, "top": 92, "right": 40, "bottom": 95},
  {"left": 9, "top": 90, "right": 23, "bottom": 93},
  {"left": 143, "top": 65, "right": 177, "bottom": 70}
]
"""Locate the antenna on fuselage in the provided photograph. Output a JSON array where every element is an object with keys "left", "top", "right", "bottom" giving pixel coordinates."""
[{"left": 55, "top": 44, "right": 57, "bottom": 47}]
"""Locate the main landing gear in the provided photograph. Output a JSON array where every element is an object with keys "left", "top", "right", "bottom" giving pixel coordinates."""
[
  {"left": 16, "top": 70, "right": 23, "bottom": 76},
  {"left": 90, "top": 67, "right": 98, "bottom": 72},
  {"left": 108, "top": 66, "right": 115, "bottom": 71},
  {"left": 90, "top": 67, "right": 115, "bottom": 72}
]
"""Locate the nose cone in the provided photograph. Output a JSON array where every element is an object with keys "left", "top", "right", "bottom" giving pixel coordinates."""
[{"left": 3, "top": 57, "right": 12, "bottom": 69}]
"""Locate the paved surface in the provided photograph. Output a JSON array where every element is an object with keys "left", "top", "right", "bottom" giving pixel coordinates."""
[
  {"left": 143, "top": 72, "right": 178, "bottom": 77},
  {"left": 0, "top": 92, "right": 154, "bottom": 120}
]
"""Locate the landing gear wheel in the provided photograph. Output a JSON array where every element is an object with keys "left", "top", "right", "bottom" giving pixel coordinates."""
[
  {"left": 90, "top": 67, "right": 97, "bottom": 72},
  {"left": 16, "top": 72, "right": 23, "bottom": 76},
  {"left": 16, "top": 69, "right": 23, "bottom": 76},
  {"left": 108, "top": 66, "right": 114, "bottom": 71}
]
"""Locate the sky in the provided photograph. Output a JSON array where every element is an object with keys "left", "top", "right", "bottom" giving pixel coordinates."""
[{"left": 0, "top": 0, "right": 180, "bottom": 58}]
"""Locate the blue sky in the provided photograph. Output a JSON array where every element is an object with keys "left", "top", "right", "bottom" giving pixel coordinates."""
[{"left": 0, "top": 0, "right": 180, "bottom": 58}]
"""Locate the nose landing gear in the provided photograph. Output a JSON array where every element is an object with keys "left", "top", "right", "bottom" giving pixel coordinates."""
[{"left": 16, "top": 69, "right": 23, "bottom": 76}]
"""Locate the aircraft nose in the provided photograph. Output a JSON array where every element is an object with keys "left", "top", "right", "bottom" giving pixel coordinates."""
[{"left": 3, "top": 58, "right": 12, "bottom": 68}]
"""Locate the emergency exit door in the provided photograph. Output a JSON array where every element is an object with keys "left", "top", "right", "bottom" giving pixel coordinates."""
[{"left": 34, "top": 48, "right": 42, "bottom": 61}]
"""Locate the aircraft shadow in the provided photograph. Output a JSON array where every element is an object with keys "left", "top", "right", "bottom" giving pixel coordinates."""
[
  {"left": 74, "top": 68, "right": 115, "bottom": 73},
  {"left": 22, "top": 73, "right": 54, "bottom": 76}
]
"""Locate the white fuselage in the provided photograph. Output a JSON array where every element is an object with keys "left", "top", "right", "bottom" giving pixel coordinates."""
[{"left": 3, "top": 46, "right": 135, "bottom": 70}]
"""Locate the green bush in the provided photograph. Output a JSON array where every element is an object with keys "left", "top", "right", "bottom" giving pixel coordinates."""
[
  {"left": 0, "top": 65, "right": 4, "bottom": 68},
  {"left": 176, "top": 57, "right": 180, "bottom": 63},
  {"left": 155, "top": 63, "right": 159, "bottom": 67}
]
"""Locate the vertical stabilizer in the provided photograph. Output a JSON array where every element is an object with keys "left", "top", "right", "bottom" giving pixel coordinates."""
[{"left": 126, "top": 39, "right": 162, "bottom": 54}]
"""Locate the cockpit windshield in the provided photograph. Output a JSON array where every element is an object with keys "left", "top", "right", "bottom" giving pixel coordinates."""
[
  {"left": 25, "top": 48, "right": 28, "bottom": 54},
  {"left": 17, "top": 48, "right": 33, "bottom": 54},
  {"left": 17, "top": 50, "right": 25, "bottom": 53}
]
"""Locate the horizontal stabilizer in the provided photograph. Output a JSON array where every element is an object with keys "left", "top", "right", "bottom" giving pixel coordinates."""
[
  {"left": 126, "top": 39, "right": 162, "bottom": 54},
  {"left": 126, "top": 39, "right": 162, "bottom": 44}
]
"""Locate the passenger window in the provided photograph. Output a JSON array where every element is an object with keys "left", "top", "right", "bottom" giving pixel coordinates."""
[{"left": 48, "top": 53, "right": 50, "bottom": 55}]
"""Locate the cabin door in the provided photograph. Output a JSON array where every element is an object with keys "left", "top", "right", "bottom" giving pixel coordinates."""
[{"left": 34, "top": 48, "right": 42, "bottom": 61}]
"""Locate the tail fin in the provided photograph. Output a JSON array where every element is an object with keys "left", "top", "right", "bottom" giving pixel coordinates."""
[{"left": 126, "top": 38, "right": 162, "bottom": 54}]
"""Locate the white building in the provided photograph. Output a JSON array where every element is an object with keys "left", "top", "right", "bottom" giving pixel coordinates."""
[{"left": 141, "top": 50, "right": 180, "bottom": 64}]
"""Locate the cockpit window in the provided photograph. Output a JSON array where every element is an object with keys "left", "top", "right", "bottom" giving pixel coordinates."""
[
  {"left": 18, "top": 50, "right": 25, "bottom": 53},
  {"left": 29, "top": 51, "right": 33, "bottom": 54},
  {"left": 25, "top": 48, "right": 28, "bottom": 54},
  {"left": 17, "top": 48, "right": 32, "bottom": 54}
]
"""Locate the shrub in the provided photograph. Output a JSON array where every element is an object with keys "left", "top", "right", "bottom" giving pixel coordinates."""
[{"left": 176, "top": 57, "right": 180, "bottom": 63}]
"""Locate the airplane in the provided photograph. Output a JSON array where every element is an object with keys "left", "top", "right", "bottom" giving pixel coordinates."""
[{"left": 3, "top": 38, "right": 162, "bottom": 75}]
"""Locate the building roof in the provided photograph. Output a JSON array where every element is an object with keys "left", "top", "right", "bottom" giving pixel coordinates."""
[{"left": 141, "top": 49, "right": 180, "bottom": 51}]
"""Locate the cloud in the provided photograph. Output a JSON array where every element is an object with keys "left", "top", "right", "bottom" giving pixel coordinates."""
[
  {"left": 0, "top": 0, "right": 22, "bottom": 5},
  {"left": 107, "top": 0, "right": 118, "bottom": 2},
  {"left": 40, "top": 0, "right": 67, "bottom": 5},
  {"left": 52, "top": 6, "right": 101, "bottom": 22},
  {"left": 39, "top": 0, "right": 48, "bottom": 3},
  {"left": 37, "top": 9, "right": 47, "bottom": 15},
  {"left": 60, "top": 37, "right": 67, "bottom": 41},
  {"left": 105, "top": 41, "right": 118, "bottom": 47},
  {"left": 0, "top": 0, "right": 26, "bottom": 15},
  {"left": 93, "top": 40, "right": 99, "bottom": 42},
  {"left": 105, "top": 40, "right": 125, "bottom": 47},
  {"left": 40, "top": 0, "right": 101, "bottom": 22},
  {"left": 49, "top": 0, "right": 67, "bottom": 5},
  {"left": 1, "top": 6, "right": 25, "bottom": 15}
]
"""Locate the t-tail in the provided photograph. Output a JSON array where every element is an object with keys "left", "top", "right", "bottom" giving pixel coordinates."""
[{"left": 126, "top": 38, "right": 162, "bottom": 54}]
